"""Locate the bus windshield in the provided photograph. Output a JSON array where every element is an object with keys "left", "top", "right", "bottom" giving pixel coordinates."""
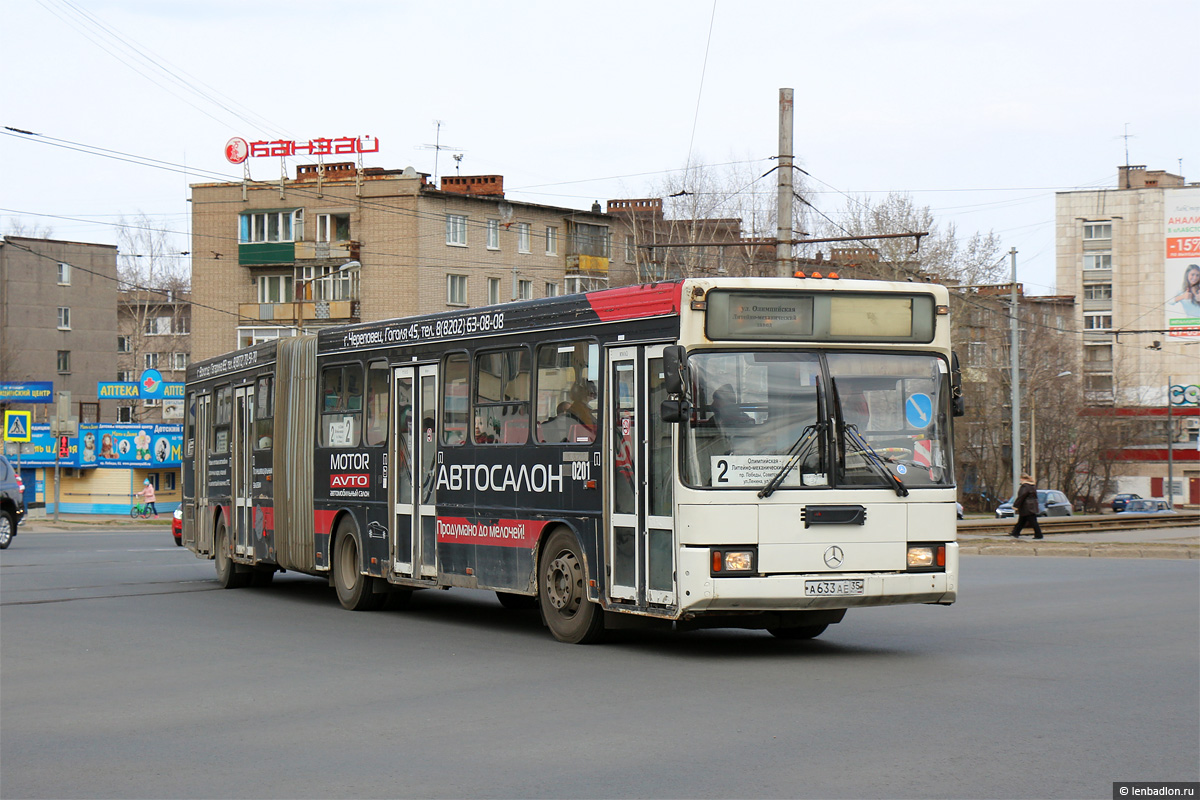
[{"left": 681, "top": 351, "right": 953, "bottom": 491}]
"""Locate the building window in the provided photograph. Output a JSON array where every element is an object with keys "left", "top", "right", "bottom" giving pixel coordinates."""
[
  {"left": 117, "top": 371, "right": 134, "bottom": 383},
  {"left": 569, "top": 222, "right": 611, "bottom": 258},
  {"left": 145, "top": 316, "right": 172, "bottom": 336},
  {"left": 57, "top": 307, "right": 71, "bottom": 330},
  {"left": 57, "top": 350, "right": 70, "bottom": 373},
  {"left": 239, "top": 210, "right": 302, "bottom": 243},
  {"left": 517, "top": 223, "right": 531, "bottom": 254},
  {"left": 145, "top": 352, "right": 160, "bottom": 369},
  {"left": 1083, "top": 253, "right": 1112, "bottom": 270},
  {"left": 316, "top": 213, "right": 350, "bottom": 243},
  {"left": 447, "top": 274, "right": 468, "bottom": 305},
  {"left": 237, "top": 327, "right": 291, "bottom": 349},
  {"left": 566, "top": 275, "right": 608, "bottom": 294},
  {"left": 117, "top": 335, "right": 131, "bottom": 353},
  {"left": 1083, "top": 223, "right": 1112, "bottom": 240},
  {"left": 258, "top": 274, "right": 294, "bottom": 303},
  {"left": 446, "top": 214, "right": 468, "bottom": 246},
  {"left": 117, "top": 406, "right": 133, "bottom": 423},
  {"left": 143, "top": 398, "right": 161, "bottom": 408},
  {"left": 298, "top": 263, "right": 358, "bottom": 302},
  {"left": 1084, "top": 313, "right": 1112, "bottom": 331},
  {"left": 171, "top": 353, "right": 189, "bottom": 371},
  {"left": 1085, "top": 374, "right": 1114, "bottom": 392},
  {"left": 518, "top": 280, "right": 532, "bottom": 300},
  {"left": 487, "top": 219, "right": 499, "bottom": 250},
  {"left": 57, "top": 262, "right": 70, "bottom": 285},
  {"left": 626, "top": 235, "right": 636, "bottom": 263},
  {"left": 545, "top": 282, "right": 559, "bottom": 298},
  {"left": 1083, "top": 283, "right": 1112, "bottom": 300},
  {"left": 545, "top": 226, "right": 558, "bottom": 256},
  {"left": 487, "top": 277, "right": 501, "bottom": 305},
  {"left": 1084, "top": 344, "right": 1112, "bottom": 367}
]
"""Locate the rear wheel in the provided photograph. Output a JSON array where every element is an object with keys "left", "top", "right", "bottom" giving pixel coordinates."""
[
  {"left": 0, "top": 510, "right": 14, "bottom": 549},
  {"left": 539, "top": 528, "right": 604, "bottom": 644},
  {"left": 334, "top": 523, "right": 384, "bottom": 611},
  {"left": 767, "top": 623, "right": 829, "bottom": 640},
  {"left": 214, "top": 519, "right": 248, "bottom": 589}
]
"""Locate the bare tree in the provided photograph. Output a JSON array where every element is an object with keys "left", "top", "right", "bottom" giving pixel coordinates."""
[{"left": 2, "top": 217, "right": 55, "bottom": 239}]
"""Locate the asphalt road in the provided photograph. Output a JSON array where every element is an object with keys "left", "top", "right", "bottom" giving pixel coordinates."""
[{"left": 1, "top": 529, "right": 1197, "bottom": 800}]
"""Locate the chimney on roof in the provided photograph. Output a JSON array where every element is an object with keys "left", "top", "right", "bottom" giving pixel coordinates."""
[
  {"left": 441, "top": 175, "right": 504, "bottom": 197},
  {"left": 591, "top": 201, "right": 601, "bottom": 213}
]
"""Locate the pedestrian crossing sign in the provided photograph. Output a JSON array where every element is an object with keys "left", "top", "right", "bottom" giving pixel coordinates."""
[{"left": 4, "top": 410, "right": 32, "bottom": 442}]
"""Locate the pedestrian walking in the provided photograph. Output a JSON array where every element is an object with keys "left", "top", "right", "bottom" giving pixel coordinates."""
[{"left": 1009, "top": 473, "right": 1043, "bottom": 539}]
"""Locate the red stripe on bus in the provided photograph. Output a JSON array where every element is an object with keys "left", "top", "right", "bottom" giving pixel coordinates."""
[
  {"left": 586, "top": 282, "right": 681, "bottom": 322},
  {"left": 435, "top": 516, "right": 547, "bottom": 548},
  {"left": 314, "top": 509, "right": 339, "bottom": 535}
]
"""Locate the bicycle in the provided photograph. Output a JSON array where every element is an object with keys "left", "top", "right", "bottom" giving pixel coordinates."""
[{"left": 130, "top": 501, "right": 152, "bottom": 519}]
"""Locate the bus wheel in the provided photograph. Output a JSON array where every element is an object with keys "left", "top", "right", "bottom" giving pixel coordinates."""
[
  {"left": 539, "top": 529, "right": 604, "bottom": 644},
  {"left": 215, "top": 520, "right": 248, "bottom": 589},
  {"left": 767, "top": 623, "right": 829, "bottom": 640},
  {"left": 496, "top": 591, "right": 538, "bottom": 610},
  {"left": 334, "top": 524, "right": 383, "bottom": 611}
]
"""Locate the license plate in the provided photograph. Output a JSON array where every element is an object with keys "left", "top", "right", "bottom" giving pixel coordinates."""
[{"left": 805, "top": 579, "right": 865, "bottom": 596}]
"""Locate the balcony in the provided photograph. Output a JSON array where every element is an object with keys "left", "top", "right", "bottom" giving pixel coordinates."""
[
  {"left": 566, "top": 254, "right": 609, "bottom": 275},
  {"left": 239, "top": 300, "right": 360, "bottom": 324}
]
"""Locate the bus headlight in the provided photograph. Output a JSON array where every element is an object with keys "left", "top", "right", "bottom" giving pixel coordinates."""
[
  {"left": 907, "top": 544, "right": 946, "bottom": 570},
  {"left": 711, "top": 548, "right": 757, "bottom": 576}
]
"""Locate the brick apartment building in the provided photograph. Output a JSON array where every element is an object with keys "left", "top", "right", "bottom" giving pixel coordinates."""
[{"left": 189, "top": 163, "right": 636, "bottom": 361}]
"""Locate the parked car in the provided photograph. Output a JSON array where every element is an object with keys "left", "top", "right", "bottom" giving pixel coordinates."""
[
  {"left": 172, "top": 507, "right": 183, "bottom": 546},
  {"left": 1110, "top": 493, "right": 1142, "bottom": 513},
  {"left": 995, "top": 489, "right": 1073, "bottom": 519},
  {"left": 0, "top": 454, "right": 28, "bottom": 549},
  {"left": 1117, "top": 498, "right": 1175, "bottom": 514},
  {"left": 955, "top": 502, "right": 964, "bottom": 520}
]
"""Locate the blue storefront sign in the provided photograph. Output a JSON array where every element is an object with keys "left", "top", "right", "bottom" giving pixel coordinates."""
[
  {"left": 0, "top": 382, "right": 54, "bottom": 403},
  {"left": 21, "top": 423, "right": 183, "bottom": 468}
]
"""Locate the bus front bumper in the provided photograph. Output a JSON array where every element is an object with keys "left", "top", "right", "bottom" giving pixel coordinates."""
[{"left": 677, "top": 542, "right": 958, "bottom": 614}]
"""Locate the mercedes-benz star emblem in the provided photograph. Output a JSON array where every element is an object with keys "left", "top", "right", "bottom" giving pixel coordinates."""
[{"left": 824, "top": 546, "right": 845, "bottom": 569}]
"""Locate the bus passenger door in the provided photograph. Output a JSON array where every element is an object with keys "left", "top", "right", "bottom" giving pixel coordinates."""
[
  {"left": 232, "top": 385, "right": 254, "bottom": 557},
  {"left": 193, "top": 394, "right": 212, "bottom": 554},
  {"left": 606, "top": 345, "right": 677, "bottom": 608},
  {"left": 391, "top": 364, "right": 439, "bottom": 581}
]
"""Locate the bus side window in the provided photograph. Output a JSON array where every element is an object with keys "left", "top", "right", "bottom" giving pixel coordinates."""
[
  {"left": 364, "top": 360, "right": 389, "bottom": 447},
  {"left": 320, "top": 365, "right": 362, "bottom": 447},
  {"left": 255, "top": 375, "right": 273, "bottom": 450},
  {"left": 213, "top": 385, "right": 231, "bottom": 453},
  {"left": 534, "top": 340, "right": 597, "bottom": 444},
  {"left": 185, "top": 392, "right": 196, "bottom": 457},
  {"left": 442, "top": 353, "right": 469, "bottom": 446},
  {"left": 474, "top": 348, "right": 531, "bottom": 445}
]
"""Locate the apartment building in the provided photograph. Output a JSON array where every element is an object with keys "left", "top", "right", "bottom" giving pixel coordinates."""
[
  {"left": 117, "top": 288, "right": 191, "bottom": 423},
  {"left": 1055, "top": 165, "right": 1200, "bottom": 501},
  {"left": 189, "top": 163, "right": 631, "bottom": 361}
]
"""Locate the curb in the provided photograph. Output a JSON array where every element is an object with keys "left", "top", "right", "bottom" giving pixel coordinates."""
[{"left": 961, "top": 540, "right": 1199, "bottom": 560}]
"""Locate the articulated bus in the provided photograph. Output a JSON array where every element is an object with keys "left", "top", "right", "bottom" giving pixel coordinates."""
[{"left": 183, "top": 276, "right": 963, "bottom": 643}]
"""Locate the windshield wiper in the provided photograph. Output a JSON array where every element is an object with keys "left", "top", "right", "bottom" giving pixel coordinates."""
[
  {"left": 758, "top": 423, "right": 820, "bottom": 499},
  {"left": 830, "top": 377, "right": 908, "bottom": 497},
  {"left": 844, "top": 423, "right": 909, "bottom": 497}
]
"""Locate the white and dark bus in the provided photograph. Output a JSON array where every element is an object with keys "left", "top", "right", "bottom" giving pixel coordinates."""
[{"left": 183, "top": 276, "right": 963, "bottom": 643}]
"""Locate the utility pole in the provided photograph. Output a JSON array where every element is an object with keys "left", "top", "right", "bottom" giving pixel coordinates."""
[
  {"left": 775, "top": 88, "right": 794, "bottom": 278},
  {"left": 1009, "top": 248, "right": 1021, "bottom": 497},
  {"left": 1167, "top": 375, "right": 1174, "bottom": 507}
]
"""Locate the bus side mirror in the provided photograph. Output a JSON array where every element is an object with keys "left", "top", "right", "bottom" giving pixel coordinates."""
[
  {"left": 951, "top": 352, "right": 965, "bottom": 417},
  {"left": 660, "top": 399, "right": 691, "bottom": 424},
  {"left": 663, "top": 346, "right": 686, "bottom": 396}
]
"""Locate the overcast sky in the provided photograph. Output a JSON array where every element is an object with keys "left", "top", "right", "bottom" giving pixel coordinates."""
[{"left": 2, "top": 0, "right": 1196, "bottom": 295}]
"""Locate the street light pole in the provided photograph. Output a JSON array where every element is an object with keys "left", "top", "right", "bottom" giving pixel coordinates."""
[{"left": 1009, "top": 248, "right": 1021, "bottom": 496}]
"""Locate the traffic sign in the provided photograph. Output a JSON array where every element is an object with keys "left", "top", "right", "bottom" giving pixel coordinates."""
[{"left": 4, "top": 411, "right": 32, "bottom": 442}]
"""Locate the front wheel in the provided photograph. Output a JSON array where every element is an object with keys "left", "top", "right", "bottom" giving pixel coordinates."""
[
  {"left": 0, "top": 510, "right": 14, "bottom": 549},
  {"left": 333, "top": 523, "right": 384, "bottom": 611},
  {"left": 538, "top": 528, "right": 604, "bottom": 644},
  {"left": 130, "top": 507, "right": 139, "bottom": 519}
]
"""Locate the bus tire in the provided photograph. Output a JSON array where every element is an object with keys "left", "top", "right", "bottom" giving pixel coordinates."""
[
  {"left": 333, "top": 523, "right": 383, "bottom": 611},
  {"left": 496, "top": 591, "right": 538, "bottom": 610},
  {"left": 215, "top": 519, "right": 248, "bottom": 589},
  {"left": 539, "top": 528, "right": 605, "bottom": 644},
  {"left": 767, "top": 623, "right": 829, "bottom": 640}
]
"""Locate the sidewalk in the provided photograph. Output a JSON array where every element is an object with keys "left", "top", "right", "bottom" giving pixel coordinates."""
[{"left": 19, "top": 510, "right": 171, "bottom": 532}]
